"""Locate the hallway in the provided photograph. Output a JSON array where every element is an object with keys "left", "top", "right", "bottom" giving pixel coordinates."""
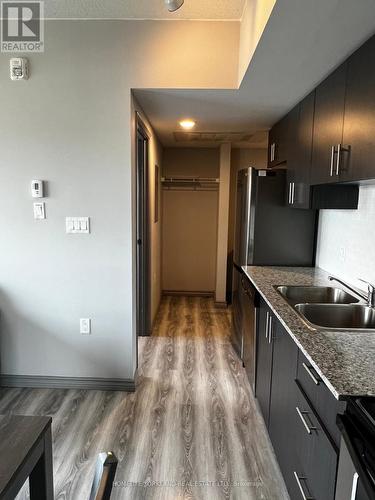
[{"left": 2, "top": 296, "right": 288, "bottom": 499}]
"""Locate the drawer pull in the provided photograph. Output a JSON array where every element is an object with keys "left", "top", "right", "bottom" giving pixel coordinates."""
[
  {"left": 302, "top": 362, "right": 320, "bottom": 385},
  {"left": 296, "top": 407, "right": 317, "bottom": 435},
  {"left": 294, "top": 472, "right": 314, "bottom": 500}
]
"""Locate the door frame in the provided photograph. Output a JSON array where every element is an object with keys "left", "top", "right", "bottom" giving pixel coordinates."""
[{"left": 135, "top": 113, "right": 152, "bottom": 339}]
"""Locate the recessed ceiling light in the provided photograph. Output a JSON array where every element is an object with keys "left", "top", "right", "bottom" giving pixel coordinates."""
[
  {"left": 165, "top": 0, "right": 184, "bottom": 12},
  {"left": 179, "top": 119, "right": 196, "bottom": 130}
]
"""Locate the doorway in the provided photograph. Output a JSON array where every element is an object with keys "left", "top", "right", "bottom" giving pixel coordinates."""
[{"left": 136, "top": 116, "right": 151, "bottom": 339}]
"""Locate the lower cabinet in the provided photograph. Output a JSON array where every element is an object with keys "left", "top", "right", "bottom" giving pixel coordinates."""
[
  {"left": 255, "top": 299, "right": 274, "bottom": 427},
  {"left": 255, "top": 300, "right": 339, "bottom": 500},
  {"left": 293, "top": 383, "right": 338, "bottom": 500},
  {"left": 268, "top": 318, "right": 300, "bottom": 498}
]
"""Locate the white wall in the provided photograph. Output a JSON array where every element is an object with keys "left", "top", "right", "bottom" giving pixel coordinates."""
[
  {"left": 0, "top": 19, "right": 239, "bottom": 382},
  {"left": 316, "top": 183, "right": 375, "bottom": 291}
]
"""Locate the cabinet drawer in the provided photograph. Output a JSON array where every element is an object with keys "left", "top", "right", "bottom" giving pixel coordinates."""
[
  {"left": 293, "top": 383, "right": 338, "bottom": 500},
  {"left": 296, "top": 350, "right": 345, "bottom": 448}
]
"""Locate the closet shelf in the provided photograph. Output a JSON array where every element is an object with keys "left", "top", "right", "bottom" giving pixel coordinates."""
[{"left": 161, "top": 177, "right": 220, "bottom": 191}]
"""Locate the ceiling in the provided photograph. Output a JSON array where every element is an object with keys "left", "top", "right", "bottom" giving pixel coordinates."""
[
  {"left": 135, "top": 0, "right": 375, "bottom": 148},
  {"left": 44, "top": 0, "right": 246, "bottom": 20}
]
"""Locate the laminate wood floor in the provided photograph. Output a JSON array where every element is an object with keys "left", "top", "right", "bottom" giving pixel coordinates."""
[{"left": 1, "top": 296, "right": 289, "bottom": 500}]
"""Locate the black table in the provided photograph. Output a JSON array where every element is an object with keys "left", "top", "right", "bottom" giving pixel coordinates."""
[{"left": 0, "top": 414, "right": 53, "bottom": 500}]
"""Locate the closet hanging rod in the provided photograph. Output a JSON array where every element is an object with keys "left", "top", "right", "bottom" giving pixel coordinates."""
[{"left": 161, "top": 177, "right": 220, "bottom": 184}]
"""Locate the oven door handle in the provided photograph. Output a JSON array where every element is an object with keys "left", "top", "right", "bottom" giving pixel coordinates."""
[{"left": 337, "top": 414, "right": 375, "bottom": 500}]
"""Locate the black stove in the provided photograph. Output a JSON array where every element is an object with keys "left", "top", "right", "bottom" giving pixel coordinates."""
[{"left": 336, "top": 398, "right": 375, "bottom": 500}]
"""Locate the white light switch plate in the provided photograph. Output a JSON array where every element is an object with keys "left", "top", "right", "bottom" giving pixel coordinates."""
[
  {"left": 66, "top": 217, "right": 90, "bottom": 234},
  {"left": 33, "top": 202, "right": 45, "bottom": 219},
  {"left": 80, "top": 318, "right": 91, "bottom": 335}
]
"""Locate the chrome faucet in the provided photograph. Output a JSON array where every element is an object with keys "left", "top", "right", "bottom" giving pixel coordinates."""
[{"left": 328, "top": 276, "right": 375, "bottom": 307}]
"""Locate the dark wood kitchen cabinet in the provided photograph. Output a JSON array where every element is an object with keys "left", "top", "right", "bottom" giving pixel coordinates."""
[
  {"left": 342, "top": 35, "right": 375, "bottom": 182},
  {"left": 269, "top": 33, "right": 375, "bottom": 191},
  {"left": 293, "top": 384, "right": 338, "bottom": 500},
  {"left": 311, "top": 62, "right": 348, "bottom": 185},
  {"left": 255, "top": 301, "right": 340, "bottom": 500},
  {"left": 268, "top": 320, "right": 300, "bottom": 498},
  {"left": 287, "top": 92, "right": 315, "bottom": 209},
  {"left": 268, "top": 109, "right": 296, "bottom": 167},
  {"left": 255, "top": 299, "right": 274, "bottom": 427}
]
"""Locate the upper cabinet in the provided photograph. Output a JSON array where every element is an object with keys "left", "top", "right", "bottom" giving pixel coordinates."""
[
  {"left": 268, "top": 111, "right": 296, "bottom": 167},
  {"left": 342, "top": 35, "right": 375, "bottom": 182},
  {"left": 287, "top": 92, "right": 315, "bottom": 209},
  {"left": 268, "top": 33, "right": 375, "bottom": 201},
  {"left": 311, "top": 63, "right": 348, "bottom": 185}
]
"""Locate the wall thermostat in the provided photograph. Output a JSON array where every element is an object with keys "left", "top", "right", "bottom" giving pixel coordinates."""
[
  {"left": 31, "top": 180, "right": 44, "bottom": 198},
  {"left": 10, "top": 58, "right": 29, "bottom": 81}
]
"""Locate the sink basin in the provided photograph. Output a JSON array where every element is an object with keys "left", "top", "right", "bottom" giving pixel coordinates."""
[
  {"left": 295, "top": 304, "right": 375, "bottom": 331},
  {"left": 277, "top": 286, "right": 359, "bottom": 306}
]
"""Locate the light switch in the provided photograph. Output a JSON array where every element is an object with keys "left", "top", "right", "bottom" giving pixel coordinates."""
[
  {"left": 80, "top": 218, "right": 88, "bottom": 232},
  {"left": 66, "top": 217, "right": 90, "bottom": 234},
  {"left": 66, "top": 218, "right": 74, "bottom": 233},
  {"left": 34, "top": 202, "right": 45, "bottom": 220}
]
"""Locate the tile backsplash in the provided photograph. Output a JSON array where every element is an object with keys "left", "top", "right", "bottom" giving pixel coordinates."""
[{"left": 316, "top": 183, "right": 375, "bottom": 291}]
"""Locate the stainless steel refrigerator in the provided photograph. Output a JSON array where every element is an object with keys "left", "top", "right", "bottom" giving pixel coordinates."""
[{"left": 231, "top": 167, "right": 317, "bottom": 390}]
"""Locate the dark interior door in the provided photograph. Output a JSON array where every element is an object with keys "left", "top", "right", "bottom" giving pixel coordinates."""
[{"left": 136, "top": 125, "right": 151, "bottom": 338}]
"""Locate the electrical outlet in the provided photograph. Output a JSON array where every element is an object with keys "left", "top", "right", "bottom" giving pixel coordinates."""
[{"left": 80, "top": 318, "right": 91, "bottom": 335}]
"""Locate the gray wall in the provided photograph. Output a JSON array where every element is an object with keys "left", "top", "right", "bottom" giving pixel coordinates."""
[
  {"left": 0, "top": 23, "right": 134, "bottom": 379},
  {"left": 0, "top": 20, "right": 239, "bottom": 382}
]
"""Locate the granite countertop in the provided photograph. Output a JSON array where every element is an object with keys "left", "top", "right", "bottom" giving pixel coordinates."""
[{"left": 242, "top": 266, "right": 375, "bottom": 400}]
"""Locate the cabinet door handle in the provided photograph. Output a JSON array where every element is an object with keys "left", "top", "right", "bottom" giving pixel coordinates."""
[
  {"left": 296, "top": 407, "right": 317, "bottom": 434},
  {"left": 330, "top": 145, "right": 335, "bottom": 176},
  {"left": 291, "top": 182, "right": 296, "bottom": 204},
  {"left": 265, "top": 311, "right": 270, "bottom": 340},
  {"left": 272, "top": 143, "right": 276, "bottom": 162},
  {"left": 302, "top": 362, "right": 320, "bottom": 385},
  {"left": 293, "top": 472, "right": 314, "bottom": 500},
  {"left": 268, "top": 316, "right": 273, "bottom": 344},
  {"left": 351, "top": 472, "right": 359, "bottom": 500},
  {"left": 336, "top": 143, "right": 341, "bottom": 175},
  {"left": 288, "top": 182, "right": 292, "bottom": 204}
]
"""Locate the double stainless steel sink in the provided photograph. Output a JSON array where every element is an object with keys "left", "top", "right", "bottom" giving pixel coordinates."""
[
  {"left": 277, "top": 286, "right": 359, "bottom": 306},
  {"left": 276, "top": 285, "right": 375, "bottom": 331}
]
